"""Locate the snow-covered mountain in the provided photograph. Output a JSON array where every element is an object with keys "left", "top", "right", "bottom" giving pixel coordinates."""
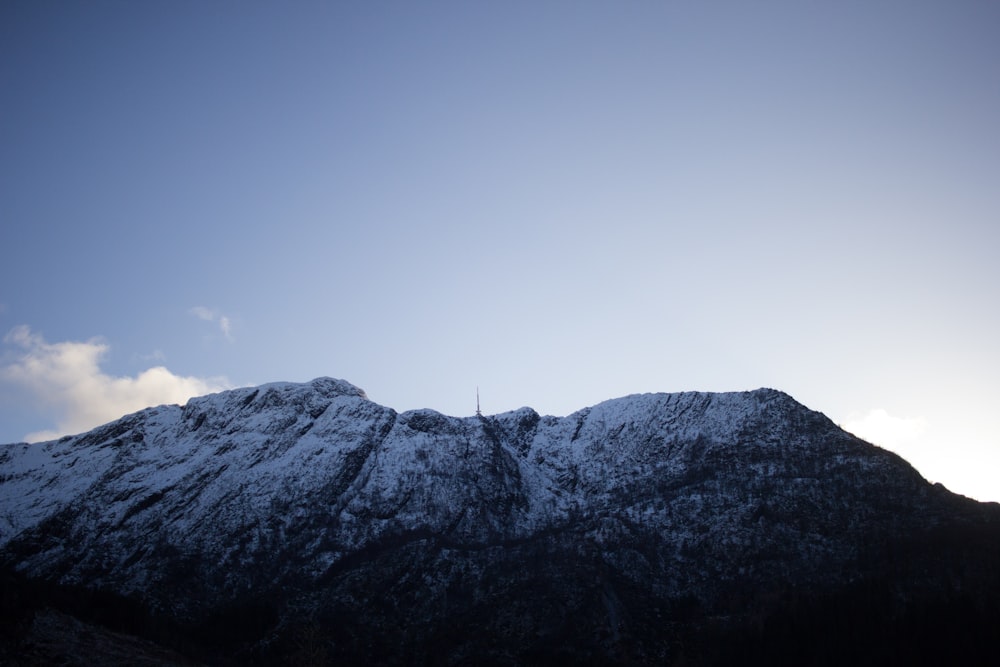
[{"left": 2, "top": 378, "right": 998, "bottom": 665}]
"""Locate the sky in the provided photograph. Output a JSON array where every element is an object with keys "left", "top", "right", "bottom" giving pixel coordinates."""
[{"left": 1, "top": 1, "right": 998, "bottom": 502}]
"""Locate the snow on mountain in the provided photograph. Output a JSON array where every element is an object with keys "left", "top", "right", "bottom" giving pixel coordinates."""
[{"left": 1, "top": 378, "right": 997, "bottom": 665}]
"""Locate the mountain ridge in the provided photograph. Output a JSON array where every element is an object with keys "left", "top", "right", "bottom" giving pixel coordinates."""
[{"left": 2, "top": 377, "right": 998, "bottom": 665}]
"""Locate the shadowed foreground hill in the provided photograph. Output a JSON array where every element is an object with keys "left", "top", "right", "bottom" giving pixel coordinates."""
[{"left": 2, "top": 378, "right": 998, "bottom": 665}]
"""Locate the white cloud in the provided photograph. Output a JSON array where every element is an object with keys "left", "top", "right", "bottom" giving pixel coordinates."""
[
  {"left": 190, "top": 306, "right": 234, "bottom": 341},
  {"left": 2, "top": 326, "right": 230, "bottom": 442},
  {"left": 842, "top": 408, "right": 928, "bottom": 449}
]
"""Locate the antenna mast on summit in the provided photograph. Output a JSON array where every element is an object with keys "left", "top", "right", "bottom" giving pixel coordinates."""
[{"left": 476, "top": 387, "right": 482, "bottom": 417}]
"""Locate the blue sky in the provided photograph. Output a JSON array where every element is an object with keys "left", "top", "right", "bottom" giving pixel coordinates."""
[{"left": 1, "top": 1, "right": 998, "bottom": 502}]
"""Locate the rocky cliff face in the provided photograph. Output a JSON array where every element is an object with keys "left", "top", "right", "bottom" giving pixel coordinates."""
[{"left": 2, "top": 378, "right": 998, "bottom": 665}]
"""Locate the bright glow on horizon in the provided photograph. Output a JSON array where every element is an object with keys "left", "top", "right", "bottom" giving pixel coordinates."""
[
  {"left": 843, "top": 409, "right": 928, "bottom": 452},
  {"left": 842, "top": 408, "right": 998, "bottom": 503}
]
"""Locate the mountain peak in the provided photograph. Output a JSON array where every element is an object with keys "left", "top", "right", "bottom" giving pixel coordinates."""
[{"left": 192, "top": 375, "right": 368, "bottom": 407}]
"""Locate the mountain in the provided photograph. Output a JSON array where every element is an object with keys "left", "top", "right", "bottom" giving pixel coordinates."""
[{"left": 1, "top": 378, "right": 998, "bottom": 665}]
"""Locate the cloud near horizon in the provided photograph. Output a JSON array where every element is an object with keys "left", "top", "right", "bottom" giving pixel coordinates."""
[{"left": 2, "top": 326, "right": 230, "bottom": 442}]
